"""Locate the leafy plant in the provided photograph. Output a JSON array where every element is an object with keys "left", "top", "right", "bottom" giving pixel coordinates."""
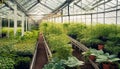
[
  {"left": 46, "top": 34, "right": 72, "bottom": 59},
  {"left": 82, "top": 48, "right": 104, "bottom": 61},
  {"left": 15, "top": 57, "right": 31, "bottom": 69},
  {"left": 0, "top": 57, "right": 15, "bottom": 69},
  {"left": 43, "top": 58, "right": 65, "bottom": 69},
  {"left": 64, "top": 56, "right": 84, "bottom": 69},
  {"left": 96, "top": 53, "right": 120, "bottom": 63}
]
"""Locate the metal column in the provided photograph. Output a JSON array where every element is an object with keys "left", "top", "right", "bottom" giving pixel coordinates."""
[
  {"left": 7, "top": 12, "right": 10, "bottom": 38},
  {"left": 14, "top": 4, "right": 17, "bottom": 36},
  {"left": 22, "top": 14, "right": 25, "bottom": 36},
  {"left": 61, "top": 10, "right": 63, "bottom": 23},
  {"left": 68, "top": 3, "right": 70, "bottom": 23},
  {"left": 0, "top": 16, "right": 2, "bottom": 38},
  {"left": 26, "top": 17, "right": 28, "bottom": 31}
]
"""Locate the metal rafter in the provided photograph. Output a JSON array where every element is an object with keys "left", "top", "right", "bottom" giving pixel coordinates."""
[
  {"left": 90, "top": 0, "right": 112, "bottom": 10},
  {"left": 22, "top": 0, "right": 30, "bottom": 6},
  {"left": 37, "top": 0, "right": 40, "bottom": 3},
  {"left": 27, "top": 2, "right": 38, "bottom": 11},
  {"left": 92, "top": 0, "right": 104, "bottom": 6},
  {"left": 4, "top": 2, "right": 13, "bottom": 10},
  {"left": 41, "top": 0, "right": 74, "bottom": 20},
  {"left": 52, "top": 0, "right": 74, "bottom": 13},
  {"left": 12, "top": 0, "right": 28, "bottom": 16},
  {"left": 39, "top": 2, "right": 53, "bottom": 11},
  {"left": 105, "top": 4, "right": 120, "bottom": 10},
  {"left": 63, "top": 8, "right": 120, "bottom": 16},
  {"left": 74, "top": 3, "right": 86, "bottom": 10},
  {"left": 4, "top": 2, "right": 22, "bottom": 16},
  {"left": 0, "top": 5, "right": 5, "bottom": 9}
]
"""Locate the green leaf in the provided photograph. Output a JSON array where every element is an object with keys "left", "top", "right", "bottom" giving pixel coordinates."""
[{"left": 64, "top": 56, "right": 84, "bottom": 67}]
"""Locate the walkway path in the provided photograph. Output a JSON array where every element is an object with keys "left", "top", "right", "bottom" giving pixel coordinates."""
[{"left": 33, "top": 34, "right": 48, "bottom": 69}]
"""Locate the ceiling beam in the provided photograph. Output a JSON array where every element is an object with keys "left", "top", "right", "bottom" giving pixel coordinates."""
[
  {"left": 27, "top": 2, "right": 38, "bottom": 11},
  {"left": 92, "top": 0, "right": 104, "bottom": 6},
  {"left": 4, "top": 2, "right": 14, "bottom": 10},
  {"left": 0, "top": 5, "right": 6, "bottom": 9},
  {"left": 74, "top": 3, "right": 86, "bottom": 10},
  {"left": 42, "top": 0, "right": 74, "bottom": 20},
  {"left": 37, "top": 0, "right": 40, "bottom": 3},
  {"left": 28, "top": 0, "right": 53, "bottom": 11},
  {"left": 90, "top": 0, "right": 112, "bottom": 10},
  {"left": 52, "top": 0, "right": 74, "bottom": 13},
  {"left": 4, "top": 2, "right": 22, "bottom": 16},
  {"left": 12, "top": 0, "right": 28, "bottom": 16},
  {"left": 39, "top": 2, "right": 53, "bottom": 11}
]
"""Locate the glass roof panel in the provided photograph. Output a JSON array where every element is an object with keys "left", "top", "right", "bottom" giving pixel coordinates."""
[
  {"left": 41, "top": 0, "right": 66, "bottom": 9},
  {"left": 28, "top": 3, "right": 51, "bottom": 16},
  {"left": 16, "top": 0, "right": 38, "bottom": 10}
]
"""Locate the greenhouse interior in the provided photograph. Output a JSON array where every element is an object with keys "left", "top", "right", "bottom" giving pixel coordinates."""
[{"left": 1, "top": 0, "right": 120, "bottom": 69}]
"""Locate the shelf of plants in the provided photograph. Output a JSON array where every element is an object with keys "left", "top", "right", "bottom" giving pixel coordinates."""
[
  {"left": 39, "top": 22, "right": 120, "bottom": 69},
  {"left": 0, "top": 29, "right": 38, "bottom": 69}
]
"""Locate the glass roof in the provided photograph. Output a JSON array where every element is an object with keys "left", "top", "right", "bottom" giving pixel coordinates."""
[
  {"left": 41, "top": 0, "right": 66, "bottom": 10},
  {"left": 0, "top": 0, "right": 120, "bottom": 20},
  {"left": 67, "top": 0, "right": 120, "bottom": 15}
]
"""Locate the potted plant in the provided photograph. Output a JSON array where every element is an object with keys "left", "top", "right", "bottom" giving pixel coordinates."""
[
  {"left": 96, "top": 53, "right": 120, "bottom": 69},
  {"left": 82, "top": 48, "right": 101, "bottom": 61},
  {"left": 64, "top": 56, "right": 84, "bottom": 69},
  {"left": 97, "top": 40, "right": 105, "bottom": 50},
  {"left": 90, "top": 38, "right": 105, "bottom": 50}
]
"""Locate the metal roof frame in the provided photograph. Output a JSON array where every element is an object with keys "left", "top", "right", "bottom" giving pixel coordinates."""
[{"left": 11, "top": 0, "right": 28, "bottom": 16}]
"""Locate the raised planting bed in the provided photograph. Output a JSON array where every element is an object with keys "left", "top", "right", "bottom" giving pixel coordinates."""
[{"left": 69, "top": 36, "right": 99, "bottom": 69}]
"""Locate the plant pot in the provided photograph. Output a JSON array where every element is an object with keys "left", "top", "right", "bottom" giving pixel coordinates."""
[
  {"left": 89, "top": 55, "right": 96, "bottom": 61},
  {"left": 98, "top": 44, "right": 104, "bottom": 50},
  {"left": 110, "top": 63, "right": 118, "bottom": 69},
  {"left": 102, "top": 62, "right": 110, "bottom": 69}
]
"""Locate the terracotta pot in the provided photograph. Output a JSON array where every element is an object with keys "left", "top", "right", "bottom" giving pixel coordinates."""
[
  {"left": 98, "top": 44, "right": 104, "bottom": 50},
  {"left": 110, "top": 63, "right": 118, "bottom": 69},
  {"left": 102, "top": 63, "right": 110, "bottom": 69},
  {"left": 89, "top": 55, "right": 96, "bottom": 61}
]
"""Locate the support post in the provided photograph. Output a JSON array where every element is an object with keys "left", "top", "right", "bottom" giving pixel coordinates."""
[
  {"left": 116, "top": 0, "right": 118, "bottom": 35},
  {"left": 91, "top": 14, "right": 93, "bottom": 28},
  {"left": 28, "top": 18, "right": 31, "bottom": 31},
  {"left": 22, "top": 14, "right": 25, "bottom": 36},
  {"left": 26, "top": 17, "right": 28, "bottom": 31},
  {"left": 14, "top": 4, "right": 17, "bottom": 36},
  {"left": 61, "top": 10, "right": 63, "bottom": 23},
  {"left": 68, "top": 3, "right": 70, "bottom": 23},
  {"left": 0, "top": 16, "right": 2, "bottom": 38},
  {"left": 7, "top": 12, "right": 10, "bottom": 38}
]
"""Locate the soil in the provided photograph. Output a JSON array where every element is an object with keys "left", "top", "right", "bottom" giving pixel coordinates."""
[
  {"left": 33, "top": 34, "right": 48, "bottom": 69},
  {"left": 72, "top": 45, "right": 94, "bottom": 69}
]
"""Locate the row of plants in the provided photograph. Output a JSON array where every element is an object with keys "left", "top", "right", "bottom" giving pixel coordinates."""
[
  {"left": 82, "top": 48, "right": 120, "bottom": 69},
  {"left": 64, "top": 23, "right": 120, "bottom": 69},
  {"left": 40, "top": 21, "right": 120, "bottom": 69},
  {"left": 39, "top": 22, "right": 85, "bottom": 69},
  {"left": 0, "top": 30, "right": 38, "bottom": 69},
  {"left": 52, "top": 22, "right": 120, "bottom": 56},
  {"left": 2, "top": 27, "right": 22, "bottom": 38}
]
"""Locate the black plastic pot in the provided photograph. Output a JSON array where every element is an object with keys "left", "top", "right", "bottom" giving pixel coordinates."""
[
  {"left": 2, "top": 33, "right": 7, "bottom": 38},
  {"left": 69, "top": 34, "right": 77, "bottom": 39}
]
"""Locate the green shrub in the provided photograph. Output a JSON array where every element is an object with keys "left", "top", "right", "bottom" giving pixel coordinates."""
[
  {"left": 15, "top": 57, "right": 31, "bottom": 69},
  {"left": 43, "top": 58, "right": 65, "bottom": 69},
  {"left": 0, "top": 57, "right": 15, "bottom": 69}
]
